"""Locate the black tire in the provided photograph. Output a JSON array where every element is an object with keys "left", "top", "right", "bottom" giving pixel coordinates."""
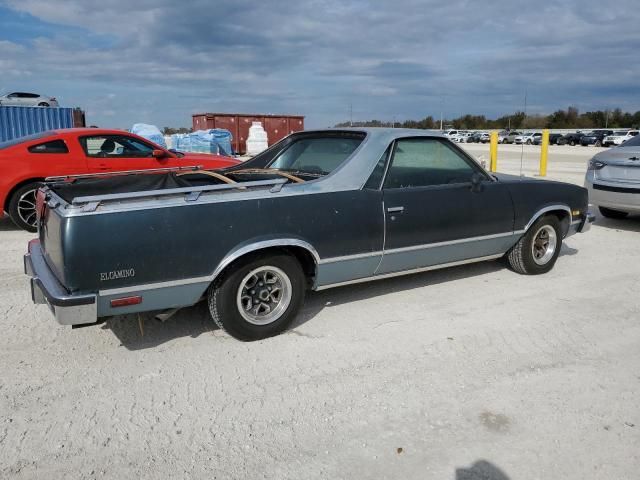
[
  {"left": 507, "top": 216, "right": 562, "bottom": 275},
  {"left": 526, "top": 140, "right": 532, "bottom": 145},
  {"left": 208, "top": 253, "right": 306, "bottom": 341},
  {"left": 595, "top": 140, "right": 602, "bottom": 147},
  {"left": 599, "top": 206, "right": 628, "bottom": 219},
  {"left": 38, "top": 102, "right": 49, "bottom": 107},
  {"left": 8, "top": 182, "right": 42, "bottom": 232},
  {"left": 569, "top": 140, "right": 576, "bottom": 146}
]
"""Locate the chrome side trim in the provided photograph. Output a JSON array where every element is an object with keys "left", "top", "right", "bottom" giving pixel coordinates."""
[
  {"left": 71, "top": 178, "right": 287, "bottom": 205},
  {"left": 99, "top": 238, "right": 321, "bottom": 297},
  {"left": 211, "top": 239, "right": 321, "bottom": 281},
  {"left": 99, "top": 275, "right": 212, "bottom": 296},
  {"left": 315, "top": 253, "right": 505, "bottom": 291},
  {"left": 523, "top": 205, "right": 572, "bottom": 231},
  {"left": 381, "top": 231, "right": 517, "bottom": 255},
  {"left": 318, "top": 231, "right": 519, "bottom": 265}
]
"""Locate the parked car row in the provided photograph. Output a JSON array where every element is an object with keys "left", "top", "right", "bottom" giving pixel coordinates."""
[{"left": 446, "top": 129, "right": 639, "bottom": 147}]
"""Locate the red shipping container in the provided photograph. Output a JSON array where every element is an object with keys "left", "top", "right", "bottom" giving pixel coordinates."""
[{"left": 192, "top": 113, "right": 305, "bottom": 154}]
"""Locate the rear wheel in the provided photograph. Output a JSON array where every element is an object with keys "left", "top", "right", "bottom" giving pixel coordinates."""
[
  {"left": 595, "top": 140, "right": 602, "bottom": 147},
  {"left": 507, "top": 216, "right": 562, "bottom": 275},
  {"left": 599, "top": 206, "right": 628, "bottom": 219},
  {"left": 8, "top": 182, "right": 41, "bottom": 232},
  {"left": 570, "top": 140, "right": 576, "bottom": 146},
  {"left": 208, "top": 253, "right": 306, "bottom": 341}
]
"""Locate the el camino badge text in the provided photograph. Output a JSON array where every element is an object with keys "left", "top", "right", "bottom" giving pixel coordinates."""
[{"left": 100, "top": 268, "right": 136, "bottom": 281}]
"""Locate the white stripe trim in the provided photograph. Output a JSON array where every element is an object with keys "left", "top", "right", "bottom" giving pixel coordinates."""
[
  {"left": 318, "top": 231, "right": 520, "bottom": 264},
  {"left": 315, "top": 253, "right": 505, "bottom": 291}
]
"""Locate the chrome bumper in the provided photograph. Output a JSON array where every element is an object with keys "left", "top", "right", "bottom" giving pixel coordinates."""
[
  {"left": 567, "top": 211, "right": 595, "bottom": 236},
  {"left": 24, "top": 239, "right": 97, "bottom": 325}
]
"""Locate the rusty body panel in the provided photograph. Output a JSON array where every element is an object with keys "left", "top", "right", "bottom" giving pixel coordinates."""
[{"left": 192, "top": 113, "right": 305, "bottom": 153}]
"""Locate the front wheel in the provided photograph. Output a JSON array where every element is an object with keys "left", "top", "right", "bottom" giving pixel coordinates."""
[
  {"left": 599, "top": 206, "right": 628, "bottom": 219},
  {"left": 507, "top": 216, "right": 562, "bottom": 275},
  {"left": 37, "top": 102, "right": 50, "bottom": 107},
  {"left": 595, "top": 140, "right": 602, "bottom": 147},
  {"left": 8, "top": 182, "right": 42, "bottom": 232},
  {"left": 208, "top": 253, "right": 306, "bottom": 341}
]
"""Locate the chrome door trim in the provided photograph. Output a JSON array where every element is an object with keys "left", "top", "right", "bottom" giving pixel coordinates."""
[
  {"left": 523, "top": 205, "right": 572, "bottom": 231},
  {"left": 318, "top": 230, "right": 519, "bottom": 265},
  {"left": 316, "top": 253, "right": 505, "bottom": 291}
]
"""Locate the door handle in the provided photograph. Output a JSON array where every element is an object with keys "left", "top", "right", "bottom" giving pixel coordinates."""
[{"left": 387, "top": 206, "right": 404, "bottom": 213}]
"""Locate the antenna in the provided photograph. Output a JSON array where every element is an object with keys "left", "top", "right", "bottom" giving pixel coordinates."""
[
  {"left": 519, "top": 89, "right": 527, "bottom": 178},
  {"left": 349, "top": 103, "right": 353, "bottom": 127}
]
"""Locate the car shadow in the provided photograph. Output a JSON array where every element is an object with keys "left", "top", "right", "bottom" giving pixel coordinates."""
[
  {"left": 0, "top": 215, "right": 20, "bottom": 231},
  {"left": 456, "top": 460, "right": 510, "bottom": 480},
  {"left": 104, "top": 301, "right": 220, "bottom": 350},
  {"left": 107, "top": 259, "right": 509, "bottom": 350},
  {"left": 107, "top": 249, "right": 588, "bottom": 350},
  {"left": 592, "top": 212, "right": 640, "bottom": 233}
]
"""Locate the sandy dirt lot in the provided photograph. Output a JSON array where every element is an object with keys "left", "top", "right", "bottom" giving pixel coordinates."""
[{"left": 1, "top": 145, "right": 639, "bottom": 479}]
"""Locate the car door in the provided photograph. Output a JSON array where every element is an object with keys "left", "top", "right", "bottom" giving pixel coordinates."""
[
  {"left": 376, "top": 137, "right": 515, "bottom": 275},
  {"left": 79, "top": 134, "right": 169, "bottom": 172}
]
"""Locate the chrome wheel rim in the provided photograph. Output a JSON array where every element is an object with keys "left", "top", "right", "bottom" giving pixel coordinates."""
[
  {"left": 236, "top": 266, "right": 292, "bottom": 325},
  {"left": 17, "top": 189, "right": 38, "bottom": 228},
  {"left": 531, "top": 225, "right": 557, "bottom": 265}
]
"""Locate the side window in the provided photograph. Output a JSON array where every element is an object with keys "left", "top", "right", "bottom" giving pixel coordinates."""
[
  {"left": 364, "top": 145, "right": 392, "bottom": 189},
  {"left": 28, "top": 140, "right": 69, "bottom": 154},
  {"left": 81, "top": 135, "right": 155, "bottom": 158},
  {"left": 384, "top": 138, "right": 479, "bottom": 189}
]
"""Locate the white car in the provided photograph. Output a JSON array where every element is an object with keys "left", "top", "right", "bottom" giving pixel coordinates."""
[
  {"left": 514, "top": 132, "right": 541, "bottom": 145},
  {"left": 602, "top": 130, "right": 639, "bottom": 147},
  {"left": 0, "top": 91, "right": 59, "bottom": 107}
]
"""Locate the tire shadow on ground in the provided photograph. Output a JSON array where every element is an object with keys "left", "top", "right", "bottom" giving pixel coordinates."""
[
  {"left": 103, "top": 301, "right": 220, "bottom": 350},
  {"left": 0, "top": 215, "right": 20, "bottom": 231},
  {"left": 105, "top": 246, "right": 580, "bottom": 350}
]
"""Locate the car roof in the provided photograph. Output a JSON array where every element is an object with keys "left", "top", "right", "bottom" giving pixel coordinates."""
[{"left": 52, "top": 128, "right": 132, "bottom": 136}]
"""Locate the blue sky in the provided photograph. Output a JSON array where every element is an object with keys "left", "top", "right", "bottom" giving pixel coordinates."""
[{"left": 1, "top": 0, "right": 639, "bottom": 129}]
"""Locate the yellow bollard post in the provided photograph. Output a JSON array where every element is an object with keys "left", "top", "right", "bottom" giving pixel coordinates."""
[
  {"left": 539, "top": 129, "right": 549, "bottom": 177},
  {"left": 489, "top": 131, "right": 498, "bottom": 172}
]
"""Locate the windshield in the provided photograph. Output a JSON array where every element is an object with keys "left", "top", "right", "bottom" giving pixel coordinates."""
[
  {"left": 268, "top": 136, "right": 363, "bottom": 175},
  {"left": 620, "top": 134, "right": 640, "bottom": 148},
  {"left": 0, "top": 132, "right": 49, "bottom": 150},
  {"left": 613, "top": 131, "right": 627, "bottom": 135}
]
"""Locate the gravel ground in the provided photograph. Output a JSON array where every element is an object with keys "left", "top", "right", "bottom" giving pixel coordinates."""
[{"left": 1, "top": 146, "right": 639, "bottom": 479}]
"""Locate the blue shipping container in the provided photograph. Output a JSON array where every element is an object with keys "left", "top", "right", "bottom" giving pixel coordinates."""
[{"left": 0, "top": 106, "right": 75, "bottom": 142}]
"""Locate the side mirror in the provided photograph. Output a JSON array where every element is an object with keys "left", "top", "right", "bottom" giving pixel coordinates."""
[
  {"left": 152, "top": 149, "right": 167, "bottom": 159},
  {"left": 470, "top": 172, "right": 484, "bottom": 193}
]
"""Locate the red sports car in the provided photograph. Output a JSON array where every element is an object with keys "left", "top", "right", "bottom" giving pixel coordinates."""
[{"left": 0, "top": 128, "right": 239, "bottom": 231}]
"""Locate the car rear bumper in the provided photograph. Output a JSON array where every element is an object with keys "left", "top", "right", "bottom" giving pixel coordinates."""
[
  {"left": 585, "top": 176, "right": 640, "bottom": 213},
  {"left": 24, "top": 239, "right": 97, "bottom": 325}
]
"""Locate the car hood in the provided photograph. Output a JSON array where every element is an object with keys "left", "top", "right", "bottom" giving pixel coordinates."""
[{"left": 593, "top": 147, "right": 640, "bottom": 166}]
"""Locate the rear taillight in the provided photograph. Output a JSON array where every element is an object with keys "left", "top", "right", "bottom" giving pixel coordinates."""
[
  {"left": 587, "top": 159, "right": 606, "bottom": 170},
  {"left": 110, "top": 296, "right": 143, "bottom": 308}
]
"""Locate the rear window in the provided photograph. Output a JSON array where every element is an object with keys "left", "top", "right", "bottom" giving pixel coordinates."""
[
  {"left": 268, "top": 135, "right": 363, "bottom": 175},
  {"left": 0, "top": 132, "right": 49, "bottom": 150},
  {"left": 620, "top": 135, "right": 640, "bottom": 148},
  {"left": 28, "top": 139, "right": 68, "bottom": 154}
]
